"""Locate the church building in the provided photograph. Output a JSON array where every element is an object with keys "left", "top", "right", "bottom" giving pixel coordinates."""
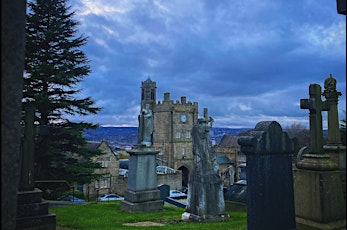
[{"left": 140, "top": 77, "right": 198, "bottom": 187}]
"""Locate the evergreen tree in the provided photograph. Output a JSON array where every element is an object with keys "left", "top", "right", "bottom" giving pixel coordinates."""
[{"left": 24, "top": 0, "right": 103, "bottom": 184}]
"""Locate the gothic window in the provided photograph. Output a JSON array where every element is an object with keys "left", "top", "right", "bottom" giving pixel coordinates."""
[{"left": 151, "top": 90, "right": 155, "bottom": 100}]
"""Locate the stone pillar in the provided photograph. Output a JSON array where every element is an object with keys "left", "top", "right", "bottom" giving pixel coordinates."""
[
  {"left": 322, "top": 74, "right": 346, "bottom": 203},
  {"left": 238, "top": 121, "right": 297, "bottom": 230},
  {"left": 322, "top": 74, "right": 342, "bottom": 145},
  {"left": 1, "top": 0, "right": 26, "bottom": 229},
  {"left": 120, "top": 145, "right": 163, "bottom": 212},
  {"left": 295, "top": 82, "right": 345, "bottom": 230}
]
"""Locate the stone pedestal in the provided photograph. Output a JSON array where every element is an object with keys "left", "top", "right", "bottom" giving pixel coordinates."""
[
  {"left": 294, "top": 169, "right": 346, "bottom": 230},
  {"left": 183, "top": 173, "right": 229, "bottom": 222},
  {"left": 324, "top": 144, "right": 346, "bottom": 170},
  {"left": 16, "top": 188, "right": 56, "bottom": 230},
  {"left": 324, "top": 144, "right": 346, "bottom": 202},
  {"left": 120, "top": 146, "right": 163, "bottom": 212}
]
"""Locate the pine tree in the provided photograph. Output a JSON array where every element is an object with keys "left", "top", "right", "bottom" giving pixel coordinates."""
[{"left": 24, "top": 0, "right": 103, "bottom": 184}]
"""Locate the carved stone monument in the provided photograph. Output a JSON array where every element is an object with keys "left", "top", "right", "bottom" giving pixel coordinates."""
[
  {"left": 120, "top": 107, "right": 163, "bottom": 212},
  {"left": 295, "top": 82, "right": 346, "bottom": 230},
  {"left": 238, "top": 121, "right": 297, "bottom": 230},
  {"left": 296, "top": 83, "right": 336, "bottom": 170},
  {"left": 182, "top": 108, "right": 229, "bottom": 222},
  {"left": 322, "top": 75, "right": 346, "bottom": 171}
]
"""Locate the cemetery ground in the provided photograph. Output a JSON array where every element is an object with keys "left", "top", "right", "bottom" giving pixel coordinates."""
[{"left": 50, "top": 201, "right": 247, "bottom": 229}]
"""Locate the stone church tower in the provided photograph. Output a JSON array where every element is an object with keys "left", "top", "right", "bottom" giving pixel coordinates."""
[
  {"left": 140, "top": 77, "right": 156, "bottom": 111},
  {"left": 140, "top": 78, "right": 198, "bottom": 187}
]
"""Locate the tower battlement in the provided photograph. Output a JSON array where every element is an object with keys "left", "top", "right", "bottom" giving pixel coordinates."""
[{"left": 156, "top": 92, "right": 198, "bottom": 108}]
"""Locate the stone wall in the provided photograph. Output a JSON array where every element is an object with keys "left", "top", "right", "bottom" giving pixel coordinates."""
[{"left": 112, "top": 171, "right": 182, "bottom": 197}]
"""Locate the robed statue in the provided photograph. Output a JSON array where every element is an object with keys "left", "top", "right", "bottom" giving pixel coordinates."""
[{"left": 138, "top": 104, "right": 154, "bottom": 147}]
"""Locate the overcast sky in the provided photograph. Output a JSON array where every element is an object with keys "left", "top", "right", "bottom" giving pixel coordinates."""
[{"left": 67, "top": 0, "right": 346, "bottom": 129}]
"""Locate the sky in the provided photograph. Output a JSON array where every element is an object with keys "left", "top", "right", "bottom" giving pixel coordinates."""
[{"left": 67, "top": 0, "right": 346, "bottom": 129}]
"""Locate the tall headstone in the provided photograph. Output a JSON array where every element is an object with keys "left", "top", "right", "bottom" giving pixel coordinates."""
[
  {"left": 322, "top": 74, "right": 346, "bottom": 203},
  {"left": 238, "top": 121, "right": 297, "bottom": 230},
  {"left": 295, "top": 82, "right": 346, "bottom": 230},
  {"left": 2, "top": 1, "right": 27, "bottom": 229},
  {"left": 182, "top": 108, "right": 229, "bottom": 222},
  {"left": 322, "top": 75, "right": 346, "bottom": 170},
  {"left": 120, "top": 107, "right": 163, "bottom": 212}
]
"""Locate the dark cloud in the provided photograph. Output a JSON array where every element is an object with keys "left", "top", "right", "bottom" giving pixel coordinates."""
[{"left": 68, "top": 0, "right": 346, "bottom": 128}]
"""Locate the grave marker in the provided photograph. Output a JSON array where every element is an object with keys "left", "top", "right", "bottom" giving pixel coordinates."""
[
  {"left": 294, "top": 81, "right": 345, "bottom": 230},
  {"left": 120, "top": 107, "right": 163, "bottom": 212},
  {"left": 238, "top": 121, "right": 297, "bottom": 230},
  {"left": 297, "top": 83, "right": 337, "bottom": 170}
]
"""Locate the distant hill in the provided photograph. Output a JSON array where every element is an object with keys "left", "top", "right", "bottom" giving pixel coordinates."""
[{"left": 83, "top": 127, "right": 250, "bottom": 148}]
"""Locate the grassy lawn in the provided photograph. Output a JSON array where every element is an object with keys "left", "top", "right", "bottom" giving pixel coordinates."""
[{"left": 50, "top": 201, "right": 247, "bottom": 229}]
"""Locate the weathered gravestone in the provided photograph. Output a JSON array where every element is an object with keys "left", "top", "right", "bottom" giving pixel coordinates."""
[
  {"left": 120, "top": 107, "right": 163, "bottom": 212},
  {"left": 238, "top": 121, "right": 297, "bottom": 230},
  {"left": 182, "top": 108, "right": 229, "bottom": 222},
  {"left": 295, "top": 83, "right": 345, "bottom": 230}
]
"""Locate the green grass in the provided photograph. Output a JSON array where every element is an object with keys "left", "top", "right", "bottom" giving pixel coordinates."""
[{"left": 50, "top": 201, "right": 247, "bottom": 229}]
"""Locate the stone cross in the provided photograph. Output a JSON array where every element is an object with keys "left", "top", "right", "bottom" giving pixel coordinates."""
[
  {"left": 300, "top": 84, "right": 329, "bottom": 155},
  {"left": 203, "top": 107, "right": 213, "bottom": 125},
  {"left": 203, "top": 108, "right": 208, "bottom": 121},
  {"left": 322, "top": 74, "right": 342, "bottom": 144},
  {"left": 19, "top": 106, "right": 36, "bottom": 191}
]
